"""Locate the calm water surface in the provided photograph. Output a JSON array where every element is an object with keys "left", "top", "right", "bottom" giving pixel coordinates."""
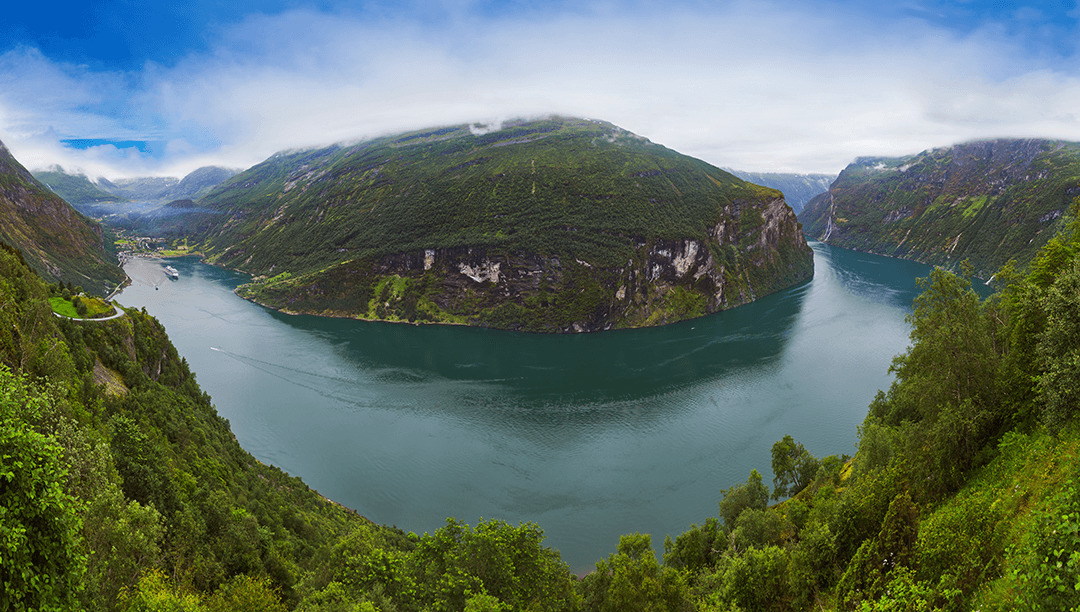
[{"left": 118, "top": 243, "right": 937, "bottom": 572}]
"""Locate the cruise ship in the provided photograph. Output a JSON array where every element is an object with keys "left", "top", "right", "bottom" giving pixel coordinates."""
[{"left": 163, "top": 265, "right": 179, "bottom": 279}]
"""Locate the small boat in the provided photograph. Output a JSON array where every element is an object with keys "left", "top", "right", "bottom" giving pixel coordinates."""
[{"left": 163, "top": 265, "right": 179, "bottom": 279}]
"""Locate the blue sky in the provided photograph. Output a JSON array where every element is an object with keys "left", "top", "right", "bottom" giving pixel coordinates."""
[{"left": 1, "top": 0, "right": 1078, "bottom": 177}]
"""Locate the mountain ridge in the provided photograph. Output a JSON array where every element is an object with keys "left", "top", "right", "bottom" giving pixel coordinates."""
[
  {"left": 34, "top": 164, "right": 240, "bottom": 201},
  {"left": 0, "top": 140, "right": 126, "bottom": 293},
  {"left": 799, "top": 138, "right": 1080, "bottom": 276},
  {"left": 182, "top": 116, "right": 814, "bottom": 332}
]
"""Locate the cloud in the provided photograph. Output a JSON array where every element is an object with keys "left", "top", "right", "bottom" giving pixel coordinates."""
[{"left": 2, "top": 1, "right": 1080, "bottom": 177}]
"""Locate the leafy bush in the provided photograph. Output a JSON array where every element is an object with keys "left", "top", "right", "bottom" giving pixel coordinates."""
[
  {"left": 719, "top": 469, "right": 769, "bottom": 529},
  {"left": 0, "top": 367, "right": 85, "bottom": 611},
  {"left": 581, "top": 532, "right": 693, "bottom": 612},
  {"left": 712, "top": 545, "right": 792, "bottom": 611},
  {"left": 1011, "top": 474, "right": 1080, "bottom": 610}
]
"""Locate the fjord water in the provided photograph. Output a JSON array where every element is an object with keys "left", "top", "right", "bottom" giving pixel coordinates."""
[{"left": 118, "top": 243, "right": 934, "bottom": 572}]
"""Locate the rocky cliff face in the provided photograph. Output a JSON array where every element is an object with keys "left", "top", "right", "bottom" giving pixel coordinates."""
[
  {"left": 238, "top": 194, "right": 811, "bottom": 333},
  {"left": 800, "top": 139, "right": 1080, "bottom": 276},
  {"left": 0, "top": 140, "right": 126, "bottom": 293},
  {"left": 190, "top": 117, "right": 812, "bottom": 332}
]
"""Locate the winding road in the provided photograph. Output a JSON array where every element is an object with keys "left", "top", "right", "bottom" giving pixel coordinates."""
[{"left": 53, "top": 307, "right": 127, "bottom": 322}]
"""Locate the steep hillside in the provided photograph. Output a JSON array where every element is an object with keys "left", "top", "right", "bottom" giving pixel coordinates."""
[
  {"left": 800, "top": 139, "right": 1080, "bottom": 276},
  {"left": 0, "top": 140, "right": 126, "bottom": 293},
  {"left": 0, "top": 242, "right": 577, "bottom": 611},
  {"left": 34, "top": 167, "right": 125, "bottom": 206},
  {"left": 163, "top": 166, "right": 241, "bottom": 201},
  {"left": 726, "top": 170, "right": 835, "bottom": 213},
  {"left": 651, "top": 217, "right": 1080, "bottom": 611},
  {"left": 186, "top": 117, "right": 813, "bottom": 332}
]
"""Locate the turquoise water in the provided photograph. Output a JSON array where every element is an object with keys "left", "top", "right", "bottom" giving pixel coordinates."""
[{"left": 118, "top": 243, "right": 940, "bottom": 572}]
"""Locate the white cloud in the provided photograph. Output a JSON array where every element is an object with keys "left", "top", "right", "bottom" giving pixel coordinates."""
[{"left": 2, "top": 2, "right": 1080, "bottom": 177}]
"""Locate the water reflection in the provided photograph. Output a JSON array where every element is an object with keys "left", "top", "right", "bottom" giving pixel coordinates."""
[
  {"left": 264, "top": 276, "right": 808, "bottom": 403},
  {"left": 118, "top": 243, "right": 932, "bottom": 572}
]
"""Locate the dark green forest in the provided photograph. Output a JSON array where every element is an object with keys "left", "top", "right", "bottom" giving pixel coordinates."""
[{"left": 4, "top": 208, "right": 1080, "bottom": 610}]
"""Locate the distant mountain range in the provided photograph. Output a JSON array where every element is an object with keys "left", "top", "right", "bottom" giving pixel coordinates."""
[
  {"left": 178, "top": 116, "right": 814, "bottom": 332},
  {"left": 725, "top": 170, "right": 835, "bottom": 214},
  {"left": 799, "top": 139, "right": 1080, "bottom": 276},
  {"left": 33, "top": 165, "right": 240, "bottom": 220},
  {"left": 0, "top": 140, "right": 126, "bottom": 293}
]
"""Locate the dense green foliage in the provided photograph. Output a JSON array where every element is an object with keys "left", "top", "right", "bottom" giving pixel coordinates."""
[
  {"left": 0, "top": 368, "right": 84, "bottom": 611},
  {"left": 0, "top": 245, "right": 578, "bottom": 611},
  {"left": 164, "top": 117, "right": 811, "bottom": 332},
  {"left": 7, "top": 136, "right": 1080, "bottom": 608},
  {"left": 642, "top": 212, "right": 1080, "bottom": 610},
  {"left": 800, "top": 139, "right": 1080, "bottom": 277}
]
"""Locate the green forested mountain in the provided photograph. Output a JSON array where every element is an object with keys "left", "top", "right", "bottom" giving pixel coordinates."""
[
  {"left": 0, "top": 140, "right": 126, "bottom": 294},
  {"left": 799, "top": 139, "right": 1080, "bottom": 276},
  {"left": 179, "top": 117, "right": 812, "bottom": 332},
  {"left": 35, "top": 167, "right": 125, "bottom": 206}
]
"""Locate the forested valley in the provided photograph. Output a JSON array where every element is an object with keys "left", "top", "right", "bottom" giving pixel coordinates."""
[{"left": 4, "top": 208, "right": 1080, "bottom": 610}]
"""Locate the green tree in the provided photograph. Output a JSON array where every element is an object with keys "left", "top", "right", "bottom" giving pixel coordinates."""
[
  {"left": 719, "top": 469, "right": 769, "bottom": 529},
  {"left": 408, "top": 518, "right": 577, "bottom": 612},
  {"left": 463, "top": 591, "right": 510, "bottom": 612},
  {"left": 836, "top": 492, "right": 920, "bottom": 609},
  {"left": 714, "top": 545, "right": 792, "bottom": 611},
  {"left": 81, "top": 483, "right": 165, "bottom": 610},
  {"left": 663, "top": 517, "right": 722, "bottom": 573},
  {"left": 205, "top": 574, "right": 288, "bottom": 612},
  {"left": 730, "top": 508, "right": 787, "bottom": 551},
  {"left": 0, "top": 366, "right": 84, "bottom": 612},
  {"left": 109, "top": 413, "right": 179, "bottom": 518},
  {"left": 1035, "top": 257, "right": 1080, "bottom": 430},
  {"left": 73, "top": 295, "right": 88, "bottom": 316},
  {"left": 874, "top": 265, "right": 1005, "bottom": 499},
  {"left": 789, "top": 521, "right": 838, "bottom": 609},
  {"left": 582, "top": 533, "right": 692, "bottom": 612},
  {"left": 120, "top": 570, "right": 207, "bottom": 612},
  {"left": 770, "top": 434, "right": 821, "bottom": 500}
]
